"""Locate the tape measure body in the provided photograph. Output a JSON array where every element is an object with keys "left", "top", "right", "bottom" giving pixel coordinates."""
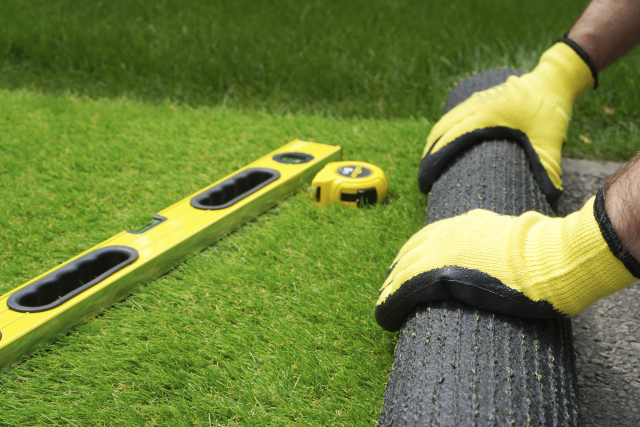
[{"left": 309, "top": 161, "right": 387, "bottom": 208}]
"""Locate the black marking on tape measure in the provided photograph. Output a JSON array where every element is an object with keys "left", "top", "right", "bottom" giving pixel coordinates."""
[{"left": 337, "top": 165, "right": 371, "bottom": 178}]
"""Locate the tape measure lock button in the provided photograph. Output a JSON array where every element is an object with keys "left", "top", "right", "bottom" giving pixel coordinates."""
[{"left": 309, "top": 161, "right": 387, "bottom": 208}]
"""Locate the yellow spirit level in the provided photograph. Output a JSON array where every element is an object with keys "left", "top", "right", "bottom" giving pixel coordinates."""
[
  {"left": 0, "top": 139, "right": 341, "bottom": 371},
  {"left": 308, "top": 161, "right": 387, "bottom": 208}
]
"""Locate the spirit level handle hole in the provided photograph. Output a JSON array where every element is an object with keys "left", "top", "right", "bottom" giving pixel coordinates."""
[
  {"left": 7, "top": 246, "right": 139, "bottom": 313},
  {"left": 191, "top": 168, "right": 280, "bottom": 210},
  {"left": 273, "top": 153, "right": 314, "bottom": 164}
]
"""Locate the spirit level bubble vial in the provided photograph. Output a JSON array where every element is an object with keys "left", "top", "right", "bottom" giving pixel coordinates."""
[
  {"left": 0, "top": 139, "right": 341, "bottom": 371},
  {"left": 308, "top": 161, "right": 388, "bottom": 208}
]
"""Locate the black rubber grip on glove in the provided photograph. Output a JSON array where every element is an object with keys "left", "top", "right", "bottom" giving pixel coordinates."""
[
  {"left": 378, "top": 70, "right": 581, "bottom": 426},
  {"left": 418, "top": 126, "right": 564, "bottom": 205},
  {"left": 377, "top": 264, "right": 564, "bottom": 332}
]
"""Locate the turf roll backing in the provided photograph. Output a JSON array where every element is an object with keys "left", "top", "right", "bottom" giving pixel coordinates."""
[{"left": 378, "top": 70, "right": 581, "bottom": 426}]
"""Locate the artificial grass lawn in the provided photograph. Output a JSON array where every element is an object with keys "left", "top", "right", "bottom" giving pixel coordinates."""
[
  {"left": 1, "top": 0, "right": 639, "bottom": 423},
  {"left": 1, "top": 0, "right": 639, "bottom": 161},
  {"left": 0, "top": 89, "right": 429, "bottom": 425}
]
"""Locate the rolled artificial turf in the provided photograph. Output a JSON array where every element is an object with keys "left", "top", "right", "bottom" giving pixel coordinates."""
[{"left": 378, "top": 71, "right": 581, "bottom": 426}]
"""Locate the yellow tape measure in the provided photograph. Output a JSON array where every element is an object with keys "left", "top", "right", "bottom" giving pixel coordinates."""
[{"left": 308, "top": 161, "right": 388, "bottom": 208}]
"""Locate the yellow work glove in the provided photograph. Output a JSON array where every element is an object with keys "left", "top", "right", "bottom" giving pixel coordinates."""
[
  {"left": 419, "top": 39, "right": 597, "bottom": 204},
  {"left": 375, "top": 190, "right": 640, "bottom": 332}
]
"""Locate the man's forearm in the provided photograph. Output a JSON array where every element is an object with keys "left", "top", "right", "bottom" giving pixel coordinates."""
[{"left": 567, "top": 0, "right": 640, "bottom": 72}]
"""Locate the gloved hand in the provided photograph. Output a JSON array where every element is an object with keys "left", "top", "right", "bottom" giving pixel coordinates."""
[
  {"left": 375, "top": 190, "right": 640, "bottom": 332},
  {"left": 418, "top": 39, "right": 597, "bottom": 204}
]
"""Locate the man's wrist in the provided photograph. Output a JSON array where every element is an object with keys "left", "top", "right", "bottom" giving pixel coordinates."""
[
  {"left": 603, "top": 152, "right": 640, "bottom": 263},
  {"left": 566, "top": 0, "right": 640, "bottom": 73},
  {"left": 558, "top": 35, "right": 599, "bottom": 89},
  {"left": 566, "top": 27, "right": 604, "bottom": 73}
]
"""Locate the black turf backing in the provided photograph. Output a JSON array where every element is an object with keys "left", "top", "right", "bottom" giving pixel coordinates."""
[{"left": 378, "top": 70, "right": 581, "bottom": 426}]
